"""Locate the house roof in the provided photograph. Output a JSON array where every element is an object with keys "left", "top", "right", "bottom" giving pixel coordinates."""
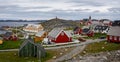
[
  {"left": 0, "top": 37, "right": 2, "bottom": 40},
  {"left": 26, "top": 24, "right": 43, "bottom": 29},
  {"left": 73, "top": 27, "right": 79, "bottom": 31},
  {"left": 82, "top": 28, "right": 90, "bottom": 34},
  {"left": 35, "top": 30, "right": 45, "bottom": 37},
  {"left": 103, "top": 21, "right": 111, "bottom": 24},
  {"left": 19, "top": 37, "right": 44, "bottom": 51},
  {"left": 64, "top": 31, "right": 72, "bottom": 37},
  {"left": 48, "top": 28, "right": 72, "bottom": 38},
  {"left": 19, "top": 37, "right": 46, "bottom": 57},
  {"left": 112, "top": 21, "right": 120, "bottom": 26},
  {"left": 19, "top": 38, "right": 34, "bottom": 50},
  {"left": 48, "top": 28, "right": 63, "bottom": 38},
  {"left": 73, "top": 27, "right": 81, "bottom": 31},
  {"left": 82, "top": 26, "right": 89, "bottom": 29},
  {"left": 107, "top": 26, "right": 120, "bottom": 36},
  {"left": 91, "top": 21, "right": 103, "bottom": 25},
  {"left": 94, "top": 25, "right": 109, "bottom": 30},
  {"left": 0, "top": 30, "right": 7, "bottom": 35},
  {"left": 4, "top": 31, "right": 13, "bottom": 37}
]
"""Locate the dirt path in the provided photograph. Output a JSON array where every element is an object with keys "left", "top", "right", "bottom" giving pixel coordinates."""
[{"left": 52, "top": 45, "right": 86, "bottom": 62}]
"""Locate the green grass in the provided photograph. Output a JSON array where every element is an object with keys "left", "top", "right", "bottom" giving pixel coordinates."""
[
  {"left": 0, "top": 51, "right": 53, "bottom": 62},
  {"left": 41, "top": 51, "right": 53, "bottom": 62},
  {"left": 83, "top": 33, "right": 107, "bottom": 39},
  {"left": 0, "top": 40, "right": 23, "bottom": 50},
  {"left": 80, "top": 41, "right": 120, "bottom": 55}
]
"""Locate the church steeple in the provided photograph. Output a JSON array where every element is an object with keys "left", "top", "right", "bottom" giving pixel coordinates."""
[
  {"left": 55, "top": 16, "right": 58, "bottom": 21},
  {"left": 89, "top": 16, "right": 91, "bottom": 20}
]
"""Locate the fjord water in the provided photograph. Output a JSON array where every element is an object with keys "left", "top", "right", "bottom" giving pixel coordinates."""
[{"left": 0, "top": 22, "right": 40, "bottom": 27}]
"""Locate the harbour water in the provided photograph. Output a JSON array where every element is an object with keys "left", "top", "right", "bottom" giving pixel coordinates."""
[{"left": 0, "top": 22, "right": 41, "bottom": 27}]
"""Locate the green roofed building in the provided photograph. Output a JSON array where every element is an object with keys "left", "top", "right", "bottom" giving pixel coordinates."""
[{"left": 18, "top": 37, "right": 46, "bottom": 59}]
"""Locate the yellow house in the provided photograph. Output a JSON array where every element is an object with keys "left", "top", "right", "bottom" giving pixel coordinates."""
[
  {"left": 0, "top": 40, "right": 3, "bottom": 44},
  {"left": 34, "top": 30, "right": 47, "bottom": 42}
]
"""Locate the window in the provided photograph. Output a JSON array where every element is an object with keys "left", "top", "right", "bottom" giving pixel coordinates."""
[
  {"left": 99, "top": 27, "right": 101, "bottom": 29},
  {"left": 61, "top": 32, "right": 64, "bottom": 36},
  {"left": 110, "top": 36, "right": 112, "bottom": 40},
  {"left": 103, "top": 27, "right": 104, "bottom": 29},
  {"left": 114, "top": 37, "right": 117, "bottom": 40},
  {"left": 119, "top": 37, "right": 120, "bottom": 41}
]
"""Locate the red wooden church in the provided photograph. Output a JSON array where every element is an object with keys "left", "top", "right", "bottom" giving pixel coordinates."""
[
  {"left": 47, "top": 28, "right": 72, "bottom": 43},
  {"left": 107, "top": 26, "right": 120, "bottom": 42}
]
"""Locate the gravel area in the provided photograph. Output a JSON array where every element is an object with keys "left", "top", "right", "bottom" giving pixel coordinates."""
[{"left": 66, "top": 50, "right": 120, "bottom": 62}]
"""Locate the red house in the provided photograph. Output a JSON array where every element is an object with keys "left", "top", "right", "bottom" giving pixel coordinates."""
[
  {"left": 87, "top": 31, "right": 94, "bottom": 37},
  {"left": 47, "top": 28, "right": 72, "bottom": 43},
  {"left": 82, "top": 28, "right": 94, "bottom": 37},
  {"left": 107, "top": 26, "right": 120, "bottom": 42},
  {"left": 80, "top": 20, "right": 84, "bottom": 25},
  {"left": 3, "top": 32, "right": 18, "bottom": 41},
  {"left": 73, "top": 27, "right": 82, "bottom": 34},
  {"left": 85, "top": 21, "right": 92, "bottom": 26}
]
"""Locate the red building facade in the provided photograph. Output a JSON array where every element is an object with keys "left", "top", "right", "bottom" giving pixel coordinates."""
[
  {"left": 87, "top": 31, "right": 94, "bottom": 37},
  {"left": 107, "top": 26, "right": 120, "bottom": 42},
  {"left": 74, "top": 27, "right": 82, "bottom": 35},
  {"left": 48, "top": 28, "right": 72, "bottom": 43}
]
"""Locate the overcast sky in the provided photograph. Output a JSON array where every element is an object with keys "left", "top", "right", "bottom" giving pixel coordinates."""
[{"left": 0, "top": 0, "right": 120, "bottom": 20}]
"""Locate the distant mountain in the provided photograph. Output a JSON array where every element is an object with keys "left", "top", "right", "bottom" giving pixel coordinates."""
[
  {"left": 41, "top": 17, "right": 80, "bottom": 31},
  {"left": 0, "top": 20, "right": 46, "bottom": 22}
]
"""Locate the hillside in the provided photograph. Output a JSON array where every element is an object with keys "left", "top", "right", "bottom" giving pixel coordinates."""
[{"left": 41, "top": 17, "right": 80, "bottom": 31}]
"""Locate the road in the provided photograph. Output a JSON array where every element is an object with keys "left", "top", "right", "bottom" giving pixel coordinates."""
[
  {"left": 45, "top": 39, "right": 106, "bottom": 50},
  {"left": 0, "top": 39, "right": 106, "bottom": 52},
  {"left": 50, "top": 39, "right": 106, "bottom": 62},
  {"left": 54, "top": 45, "right": 86, "bottom": 62}
]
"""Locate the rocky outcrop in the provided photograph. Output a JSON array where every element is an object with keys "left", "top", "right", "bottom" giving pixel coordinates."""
[
  {"left": 67, "top": 50, "right": 120, "bottom": 62},
  {"left": 41, "top": 17, "right": 80, "bottom": 31}
]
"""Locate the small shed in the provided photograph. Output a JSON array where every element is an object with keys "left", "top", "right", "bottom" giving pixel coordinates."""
[
  {"left": 107, "top": 26, "right": 120, "bottom": 42},
  {"left": 47, "top": 28, "right": 72, "bottom": 43},
  {"left": 34, "top": 30, "right": 47, "bottom": 42},
  {"left": 19, "top": 38, "right": 46, "bottom": 58}
]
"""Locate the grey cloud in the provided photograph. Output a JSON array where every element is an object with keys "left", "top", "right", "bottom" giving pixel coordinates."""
[
  {"left": 0, "top": 4, "right": 51, "bottom": 15},
  {"left": 67, "top": 0, "right": 104, "bottom": 7},
  {"left": 108, "top": 8, "right": 120, "bottom": 13},
  {"left": 0, "top": 0, "right": 119, "bottom": 20}
]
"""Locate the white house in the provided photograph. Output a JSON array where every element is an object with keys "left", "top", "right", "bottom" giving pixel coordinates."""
[
  {"left": 103, "top": 20, "right": 112, "bottom": 26},
  {"left": 23, "top": 24, "right": 43, "bottom": 33},
  {"left": 94, "top": 25, "right": 109, "bottom": 33}
]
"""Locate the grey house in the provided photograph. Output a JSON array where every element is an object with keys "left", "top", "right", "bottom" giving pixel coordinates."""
[{"left": 19, "top": 38, "right": 46, "bottom": 59}]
